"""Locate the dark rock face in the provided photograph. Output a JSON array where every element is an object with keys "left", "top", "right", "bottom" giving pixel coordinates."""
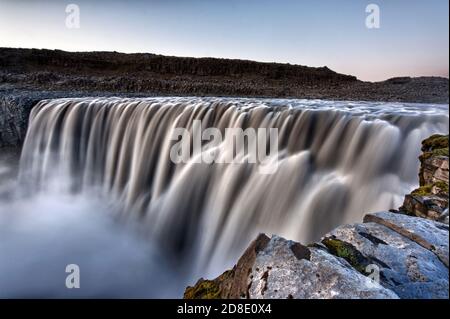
[
  {"left": 1, "top": 47, "right": 448, "bottom": 104},
  {"left": 184, "top": 234, "right": 271, "bottom": 299},
  {"left": 185, "top": 135, "right": 449, "bottom": 299},
  {"left": 0, "top": 88, "right": 153, "bottom": 147},
  {"left": 0, "top": 93, "right": 37, "bottom": 148}
]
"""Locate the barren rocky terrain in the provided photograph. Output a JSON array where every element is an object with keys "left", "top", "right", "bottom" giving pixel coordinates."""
[{"left": 1, "top": 47, "right": 448, "bottom": 103}]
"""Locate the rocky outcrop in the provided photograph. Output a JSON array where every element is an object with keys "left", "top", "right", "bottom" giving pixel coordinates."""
[
  {"left": 185, "top": 135, "right": 449, "bottom": 299},
  {"left": 184, "top": 234, "right": 398, "bottom": 299},
  {"left": 0, "top": 88, "right": 150, "bottom": 147},
  {"left": 0, "top": 93, "right": 37, "bottom": 148},
  {"left": 324, "top": 214, "right": 448, "bottom": 299},
  {"left": 400, "top": 134, "right": 449, "bottom": 223},
  {"left": 185, "top": 211, "right": 448, "bottom": 299}
]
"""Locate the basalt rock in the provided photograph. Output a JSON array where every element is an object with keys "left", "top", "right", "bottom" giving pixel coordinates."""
[
  {"left": 401, "top": 194, "right": 448, "bottom": 222},
  {"left": 0, "top": 88, "right": 150, "bottom": 147},
  {"left": 185, "top": 234, "right": 398, "bottom": 299},
  {"left": 400, "top": 134, "right": 449, "bottom": 223},
  {"left": 324, "top": 218, "right": 448, "bottom": 299},
  {"left": 185, "top": 210, "right": 449, "bottom": 299},
  {"left": 363, "top": 212, "right": 448, "bottom": 267},
  {"left": 419, "top": 134, "right": 449, "bottom": 186}
]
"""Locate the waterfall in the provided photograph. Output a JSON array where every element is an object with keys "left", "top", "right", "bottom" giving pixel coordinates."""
[{"left": 19, "top": 97, "right": 449, "bottom": 277}]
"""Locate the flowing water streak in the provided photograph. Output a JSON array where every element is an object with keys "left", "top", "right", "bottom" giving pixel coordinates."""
[{"left": 19, "top": 97, "right": 449, "bottom": 277}]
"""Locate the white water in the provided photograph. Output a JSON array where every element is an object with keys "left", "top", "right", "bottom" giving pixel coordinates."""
[{"left": 1, "top": 97, "right": 448, "bottom": 297}]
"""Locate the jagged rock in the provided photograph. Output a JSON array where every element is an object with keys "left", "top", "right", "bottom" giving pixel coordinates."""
[
  {"left": 185, "top": 233, "right": 271, "bottom": 299},
  {"left": 185, "top": 234, "right": 398, "bottom": 299},
  {"left": 420, "top": 156, "right": 449, "bottom": 186},
  {"left": 324, "top": 219, "right": 448, "bottom": 299},
  {"left": 246, "top": 236, "right": 397, "bottom": 299},
  {"left": 363, "top": 212, "right": 449, "bottom": 267},
  {"left": 419, "top": 135, "right": 449, "bottom": 186},
  {"left": 186, "top": 210, "right": 449, "bottom": 299},
  {"left": 400, "top": 134, "right": 449, "bottom": 222},
  {"left": 401, "top": 194, "right": 448, "bottom": 221},
  {"left": 0, "top": 89, "right": 151, "bottom": 147}
]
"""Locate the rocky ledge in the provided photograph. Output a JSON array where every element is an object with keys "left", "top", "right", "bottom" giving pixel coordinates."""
[
  {"left": 185, "top": 135, "right": 449, "bottom": 299},
  {"left": 400, "top": 134, "right": 449, "bottom": 223}
]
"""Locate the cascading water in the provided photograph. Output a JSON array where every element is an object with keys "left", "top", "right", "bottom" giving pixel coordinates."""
[{"left": 17, "top": 97, "right": 449, "bottom": 284}]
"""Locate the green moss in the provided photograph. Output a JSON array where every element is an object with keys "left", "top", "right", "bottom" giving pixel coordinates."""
[
  {"left": 184, "top": 270, "right": 234, "bottom": 299},
  {"left": 184, "top": 279, "right": 221, "bottom": 299},
  {"left": 421, "top": 134, "right": 449, "bottom": 152},
  {"left": 435, "top": 181, "right": 449, "bottom": 194},
  {"left": 411, "top": 185, "right": 433, "bottom": 196},
  {"left": 420, "top": 148, "right": 449, "bottom": 161},
  {"left": 322, "top": 237, "right": 370, "bottom": 274},
  {"left": 412, "top": 181, "right": 448, "bottom": 196}
]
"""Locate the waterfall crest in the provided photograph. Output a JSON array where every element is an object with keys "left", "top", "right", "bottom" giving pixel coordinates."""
[{"left": 19, "top": 97, "right": 449, "bottom": 276}]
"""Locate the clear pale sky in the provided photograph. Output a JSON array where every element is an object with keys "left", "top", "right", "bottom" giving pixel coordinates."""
[{"left": 0, "top": 0, "right": 448, "bottom": 81}]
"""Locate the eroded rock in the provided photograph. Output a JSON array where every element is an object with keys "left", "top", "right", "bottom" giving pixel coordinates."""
[
  {"left": 364, "top": 211, "right": 449, "bottom": 267},
  {"left": 324, "top": 221, "right": 448, "bottom": 299},
  {"left": 400, "top": 134, "right": 448, "bottom": 223},
  {"left": 185, "top": 235, "right": 398, "bottom": 299}
]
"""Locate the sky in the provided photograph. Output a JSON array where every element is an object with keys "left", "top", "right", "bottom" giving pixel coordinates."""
[{"left": 0, "top": 0, "right": 448, "bottom": 81}]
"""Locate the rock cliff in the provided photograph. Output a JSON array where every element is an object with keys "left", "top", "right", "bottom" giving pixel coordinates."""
[{"left": 1, "top": 48, "right": 448, "bottom": 104}]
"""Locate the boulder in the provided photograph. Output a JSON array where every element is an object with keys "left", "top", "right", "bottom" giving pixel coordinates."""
[
  {"left": 184, "top": 234, "right": 398, "bottom": 299},
  {"left": 401, "top": 193, "right": 448, "bottom": 222},
  {"left": 323, "top": 218, "right": 448, "bottom": 299},
  {"left": 364, "top": 212, "right": 448, "bottom": 267}
]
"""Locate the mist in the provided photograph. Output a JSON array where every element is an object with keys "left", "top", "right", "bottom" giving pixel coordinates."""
[{"left": 0, "top": 168, "right": 184, "bottom": 298}]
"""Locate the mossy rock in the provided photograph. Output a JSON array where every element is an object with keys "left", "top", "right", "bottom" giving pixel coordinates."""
[
  {"left": 420, "top": 148, "right": 449, "bottom": 161},
  {"left": 412, "top": 181, "right": 449, "bottom": 197},
  {"left": 421, "top": 134, "right": 449, "bottom": 153},
  {"left": 184, "top": 270, "right": 234, "bottom": 299},
  {"left": 322, "top": 237, "right": 370, "bottom": 274},
  {"left": 184, "top": 279, "right": 221, "bottom": 299}
]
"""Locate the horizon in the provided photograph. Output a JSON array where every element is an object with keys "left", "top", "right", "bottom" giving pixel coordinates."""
[
  {"left": 0, "top": 0, "right": 449, "bottom": 82},
  {"left": 3, "top": 45, "right": 450, "bottom": 83}
]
